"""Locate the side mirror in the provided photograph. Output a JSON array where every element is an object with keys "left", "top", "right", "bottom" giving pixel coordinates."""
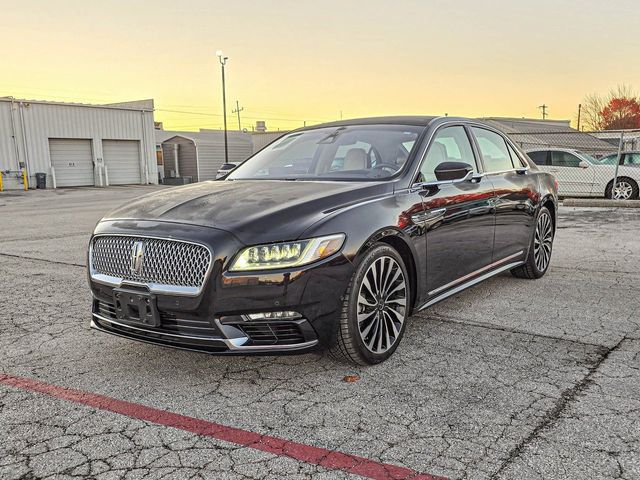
[
  {"left": 434, "top": 161, "right": 473, "bottom": 181},
  {"left": 578, "top": 160, "right": 589, "bottom": 168}
]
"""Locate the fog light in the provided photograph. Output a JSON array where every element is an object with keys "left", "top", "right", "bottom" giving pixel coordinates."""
[{"left": 244, "top": 311, "right": 300, "bottom": 321}]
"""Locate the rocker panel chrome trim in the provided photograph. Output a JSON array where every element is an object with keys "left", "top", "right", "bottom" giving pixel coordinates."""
[{"left": 419, "top": 259, "right": 524, "bottom": 311}]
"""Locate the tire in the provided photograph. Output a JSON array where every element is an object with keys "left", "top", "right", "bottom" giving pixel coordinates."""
[
  {"left": 328, "top": 243, "right": 410, "bottom": 365},
  {"left": 511, "top": 206, "right": 554, "bottom": 279},
  {"left": 605, "top": 177, "right": 639, "bottom": 200}
]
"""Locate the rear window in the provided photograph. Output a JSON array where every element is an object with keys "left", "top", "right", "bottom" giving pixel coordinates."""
[{"left": 527, "top": 151, "right": 548, "bottom": 165}]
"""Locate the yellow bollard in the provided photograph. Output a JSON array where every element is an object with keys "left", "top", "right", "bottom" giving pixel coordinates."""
[
  {"left": 0, "top": 173, "right": 3, "bottom": 192},
  {"left": 22, "top": 168, "right": 28, "bottom": 191}
]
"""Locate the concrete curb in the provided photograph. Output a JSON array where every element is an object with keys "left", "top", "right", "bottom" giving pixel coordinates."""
[{"left": 562, "top": 198, "right": 640, "bottom": 208}]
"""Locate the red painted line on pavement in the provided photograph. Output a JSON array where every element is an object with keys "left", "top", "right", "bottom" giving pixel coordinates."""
[{"left": 0, "top": 373, "right": 446, "bottom": 480}]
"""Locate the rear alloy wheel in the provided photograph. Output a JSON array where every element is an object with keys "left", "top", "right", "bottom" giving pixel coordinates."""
[
  {"left": 606, "top": 178, "right": 639, "bottom": 200},
  {"left": 533, "top": 209, "right": 553, "bottom": 272},
  {"left": 511, "top": 206, "right": 554, "bottom": 279},
  {"left": 329, "top": 244, "right": 409, "bottom": 365}
]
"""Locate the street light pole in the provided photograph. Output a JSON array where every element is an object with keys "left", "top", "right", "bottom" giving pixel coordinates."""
[{"left": 216, "top": 50, "right": 229, "bottom": 164}]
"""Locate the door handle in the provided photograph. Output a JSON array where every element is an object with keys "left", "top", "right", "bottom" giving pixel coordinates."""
[{"left": 411, "top": 207, "right": 446, "bottom": 224}]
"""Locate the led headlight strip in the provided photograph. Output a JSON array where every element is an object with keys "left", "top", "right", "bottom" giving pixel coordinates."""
[{"left": 229, "top": 233, "right": 345, "bottom": 272}]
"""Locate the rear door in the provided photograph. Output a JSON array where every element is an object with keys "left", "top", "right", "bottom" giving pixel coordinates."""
[
  {"left": 549, "top": 150, "right": 594, "bottom": 196},
  {"left": 470, "top": 127, "right": 536, "bottom": 263},
  {"left": 416, "top": 125, "right": 495, "bottom": 298}
]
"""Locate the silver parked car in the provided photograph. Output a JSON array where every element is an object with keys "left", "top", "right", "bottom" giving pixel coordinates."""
[
  {"left": 526, "top": 148, "right": 640, "bottom": 199},
  {"left": 216, "top": 161, "right": 241, "bottom": 179}
]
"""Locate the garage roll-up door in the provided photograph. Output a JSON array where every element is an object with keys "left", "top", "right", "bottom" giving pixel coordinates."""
[
  {"left": 103, "top": 140, "right": 141, "bottom": 185},
  {"left": 49, "top": 139, "right": 94, "bottom": 187}
]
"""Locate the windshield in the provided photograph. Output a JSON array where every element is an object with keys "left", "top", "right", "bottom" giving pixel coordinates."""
[
  {"left": 227, "top": 125, "right": 424, "bottom": 181},
  {"left": 581, "top": 153, "right": 600, "bottom": 164}
]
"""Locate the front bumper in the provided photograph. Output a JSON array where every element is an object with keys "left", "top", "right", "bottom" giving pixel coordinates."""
[
  {"left": 89, "top": 220, "right": 354, "bottom": 355},
  {"left": 90, "top": 314, "right": 320, "bottom": 354}
]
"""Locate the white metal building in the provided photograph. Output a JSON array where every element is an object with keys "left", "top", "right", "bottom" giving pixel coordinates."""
[
  {"left": 158, "top": 131, "right": 253, "bottom": 182},
  {"left": 251, "top": 131, "right": 289, "bottom": 153},
  {"left": 0, "top": 97, "right": 158, "bottom": 190}
]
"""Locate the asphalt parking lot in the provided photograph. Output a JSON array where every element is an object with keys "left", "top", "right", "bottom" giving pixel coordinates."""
[{"left": 1, "top": 185, "right": 639, "bottom": 480}]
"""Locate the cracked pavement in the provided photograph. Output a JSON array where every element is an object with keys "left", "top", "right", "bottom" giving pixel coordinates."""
[{"left": 1, "top": 186, "right": 639, "bottom": 479}]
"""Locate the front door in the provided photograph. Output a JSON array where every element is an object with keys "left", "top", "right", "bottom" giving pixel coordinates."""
[
  {"left": 548, "top": 150, "right": 594, "bottom": 196},
  {"left": 416, "top": 125, "right": 495, "bottom": 298}
]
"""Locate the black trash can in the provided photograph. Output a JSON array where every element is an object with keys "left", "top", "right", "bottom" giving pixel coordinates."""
[{"left": 35, "top": 172, "right": 47, "bottom": 189}]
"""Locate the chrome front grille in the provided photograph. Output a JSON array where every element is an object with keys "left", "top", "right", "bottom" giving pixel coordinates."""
[{"left": 90, "top": 235, "right": 212, "bottom": 295}]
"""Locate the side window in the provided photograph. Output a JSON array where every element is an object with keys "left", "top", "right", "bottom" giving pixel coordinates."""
[
  {"left": 527, "top": 151, "right": 548, "bottom": 165},
  {"left": 471, "top": 127, "right": 514, "bottom": 172},
  {"left": 551, "top": 151, "right": 582, "bottom": 167},
  {"left": 507, "top": 143, "right": 526, "bottom": 167},
  {"left": 418, "top": 126, "right": 477, "bottom": 182},
  {"left": 626, "top": 153, "right": 640, "bottom": 165}
]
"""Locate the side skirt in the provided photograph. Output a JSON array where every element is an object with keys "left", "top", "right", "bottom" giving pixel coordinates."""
[{"left": 417, "top": 260, "right": 524, "bottom": 311}]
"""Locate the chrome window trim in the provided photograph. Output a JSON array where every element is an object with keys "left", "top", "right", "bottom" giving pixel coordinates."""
[
  {"left": 88, "top": 234, "right": 214, "bottom": 297},
  {"left": 411, "top": 170, "right": 484, "bottom": 190},
  {"left": 482, "top": 166, "right": 530, "bottom": 176}
]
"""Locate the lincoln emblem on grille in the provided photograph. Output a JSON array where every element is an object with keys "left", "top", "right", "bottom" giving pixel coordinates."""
[{"left": 130, "top": 241, "right": 145, "bottom": 276}]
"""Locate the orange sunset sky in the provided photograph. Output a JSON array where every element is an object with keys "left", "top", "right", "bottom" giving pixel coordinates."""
[{"left": 2, "top": 0, "right": 639, "bottom": 132}]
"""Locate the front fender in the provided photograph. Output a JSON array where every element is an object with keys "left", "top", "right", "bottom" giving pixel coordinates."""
[{"left": 299, "top": 189, "right": 427, "bottom": 308}]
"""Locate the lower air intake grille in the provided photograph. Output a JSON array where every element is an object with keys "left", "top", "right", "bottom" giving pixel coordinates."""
[{"left": 238, "top": 322, "right": 306, "bottom": 345}]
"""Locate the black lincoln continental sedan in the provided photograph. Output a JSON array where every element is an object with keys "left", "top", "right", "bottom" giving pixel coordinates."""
[{"left": 88, "top": 116, "right": 557, "bottom": 365}]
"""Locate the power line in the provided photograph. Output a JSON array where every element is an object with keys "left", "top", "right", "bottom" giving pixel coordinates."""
[
  {"left": 155, "top": 107, "right": 333, "bottom": 123},
  {"left": 0, "top": 88, "right": 337, "bottom": 123}
]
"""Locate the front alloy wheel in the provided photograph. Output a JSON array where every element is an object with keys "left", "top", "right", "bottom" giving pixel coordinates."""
[
  {"left": 329, "top": 243, "right": 409, "bottom": 365},
  {"left": 356, "top": 255, "right": 407, "bottom": 354}
]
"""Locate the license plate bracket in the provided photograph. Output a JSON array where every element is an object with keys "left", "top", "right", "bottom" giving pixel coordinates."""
[{"left": 113, "top": 287, "right": 160, "bottom": 328}]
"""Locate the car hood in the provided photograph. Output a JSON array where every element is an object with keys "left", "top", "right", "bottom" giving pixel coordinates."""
[{"left": 102, "top": 180, "right": 392, "bottom": 244}]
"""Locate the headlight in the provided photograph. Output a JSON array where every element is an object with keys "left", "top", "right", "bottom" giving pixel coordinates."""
[{"left": 229, "top": 234, "right": 345, "bottom": 272}]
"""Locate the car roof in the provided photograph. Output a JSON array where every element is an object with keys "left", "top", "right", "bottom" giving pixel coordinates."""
[
  {"left": 301, "top": 116, "right": 440, "bottom": 130},
  {"left": 525, "top": 147, "right": 581, "bottom": 153}
]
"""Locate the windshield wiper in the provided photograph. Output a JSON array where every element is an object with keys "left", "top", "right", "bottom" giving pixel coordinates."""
[{"left": 317, "top": 127, "right": 346, "bottom": 144}]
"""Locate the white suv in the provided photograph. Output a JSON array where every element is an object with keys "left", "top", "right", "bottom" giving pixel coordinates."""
[{"left": 526, "top": 148, "right": 640, "bottom": 200}]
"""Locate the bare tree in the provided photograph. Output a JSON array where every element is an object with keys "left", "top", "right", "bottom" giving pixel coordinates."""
[
  {"left": 580, "top": 92, "right": 605, "bottom": 131},
  {"left": 581, "top": 84, "right": 638, "bottom": 131}
]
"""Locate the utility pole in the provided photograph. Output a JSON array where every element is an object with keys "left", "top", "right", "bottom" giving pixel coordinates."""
[
  {"left": 216, "top": 50, "right": 229, "bottom": 164},
  {"left": 538, "top": 104, "right": 548, "bottom": 120},
  {"left": 232, "top": 100, "right": 244, "bottom": 131},
  {"left": 577, "top": 103, "right": 582, "bottom": 131}
]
